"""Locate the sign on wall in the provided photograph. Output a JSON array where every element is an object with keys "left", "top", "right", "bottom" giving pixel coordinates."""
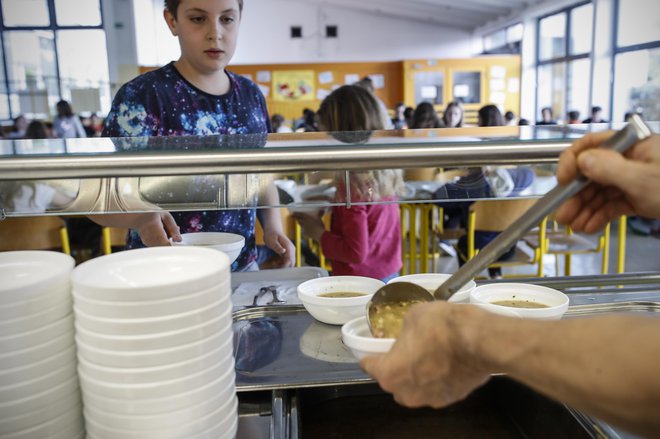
[{"left": 272, "top": 70, "right": 315, "bottom": 101}]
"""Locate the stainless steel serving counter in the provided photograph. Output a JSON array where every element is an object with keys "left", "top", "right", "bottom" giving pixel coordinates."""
[{"left": 233, "top": 273, "right": 660, "bottom": 439}]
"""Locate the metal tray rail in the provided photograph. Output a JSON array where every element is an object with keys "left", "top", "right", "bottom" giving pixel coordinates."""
[{"left": 234, "top": 299, "right": 660, "bottom": 392}]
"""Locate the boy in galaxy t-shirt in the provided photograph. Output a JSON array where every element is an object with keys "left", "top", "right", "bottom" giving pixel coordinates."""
[{"left": 95, "top": 0, "right": 294, "bottom": 271}]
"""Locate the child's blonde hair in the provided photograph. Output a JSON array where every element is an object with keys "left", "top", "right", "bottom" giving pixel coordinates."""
[{"left": 317, "top": 85, "right": 404, "bottom": 202}]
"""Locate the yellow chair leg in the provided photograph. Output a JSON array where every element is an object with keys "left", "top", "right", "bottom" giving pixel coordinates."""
[
  {"left": 295, "top": 223, "right": 302, "bottom": 268},
  {"left": 420, "top": 207, "right": 429, "bottom": 273},
  {"left": 601, "top": 223, "right": 611, "bottom": 274},
  {"left": 101, "top": 227, "right": 112, "bottom": 255},
  {"left": 60, "top": 226, "right": 71, "bottom": 255},
  {"left": 617, "top": 216, "right": 627, "bottom": 273}
]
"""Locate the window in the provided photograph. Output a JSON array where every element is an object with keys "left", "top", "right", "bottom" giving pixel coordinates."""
[
  {"left": 536, "top": 3, "right": 592, "bottom": 123},
  {"left": 1, "top": 0, "right": 49, "bottom": 27},
  {"left": 567, "top": 58, "right": 591, "bottom": 120},
  {"left": 569, "top": 3, "right": 593, "bottom": 55},
  {"left": 617, "top": 0, "right": 660, "bottom": 47},
  {"left": 611, "top": 0, "right": 660, "bottom": 121},
  {"left": 452, "top": 71, "right": 481, "bottom": 104},
  {"left": 484, "top": 23, "right": 523, "bottom": 55},
  {"left": 0, "top": 0, "right": 108, "bottom": 121},
  {"left": 539, "top": 13, "right": 566, "bottom": 61}
]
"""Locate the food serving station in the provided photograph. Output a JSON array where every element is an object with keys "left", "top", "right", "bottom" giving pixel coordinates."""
[{"left": 1, "top": 125, "right": 659, "bottom": 438}]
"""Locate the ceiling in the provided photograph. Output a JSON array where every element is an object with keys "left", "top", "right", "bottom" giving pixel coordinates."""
[{"left": 289, "top": 0, "right": 548, "bottom": 31}]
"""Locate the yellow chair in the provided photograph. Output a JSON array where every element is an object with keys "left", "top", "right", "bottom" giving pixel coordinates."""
[
  {"left": 399, "top": 203, "right": 444, "bottom": 274},
  {"left": 0, "top": 217, "right": 71, "bottom": 254},
  {"left": 100, "top": 227, "right": 129, "bottom": 255},
  {"left": 523, "top": 219, "right": 611, "bottom": 276},
  {"left": 460, "top": 199, "right": 547, "bottom": 278}
]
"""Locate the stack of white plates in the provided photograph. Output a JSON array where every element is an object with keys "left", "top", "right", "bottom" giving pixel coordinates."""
[
  {"left": 71, "top": 247, "right": 237, "bottom": 439},
  {"left": 0, "top": 250, "right": 83, "bottom": 439}
]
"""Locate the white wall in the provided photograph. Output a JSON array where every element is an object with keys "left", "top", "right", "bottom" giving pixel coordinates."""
[{"left": 133, "top": 0, "right": 473, "bottom": 67}]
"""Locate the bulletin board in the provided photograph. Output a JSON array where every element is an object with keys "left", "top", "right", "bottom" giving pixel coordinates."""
[{"left": 228, "top": 61, "right": 404, "bottom": 122}]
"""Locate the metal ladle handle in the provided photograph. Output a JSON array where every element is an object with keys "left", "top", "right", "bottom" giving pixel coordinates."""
[{"left": 435, "top": 115, "right": 653, "bottom": 300}]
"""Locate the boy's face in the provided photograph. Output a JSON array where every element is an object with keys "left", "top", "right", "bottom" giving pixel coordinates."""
[{"left": 165, "top": 0, "right": 241, "bottom": 75}]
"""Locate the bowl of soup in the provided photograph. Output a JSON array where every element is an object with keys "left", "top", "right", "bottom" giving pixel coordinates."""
[
  {"left": 297, "top": 276, "right": 384, "bottom": 325},
  {"left": 469, "top": 283, "right": 569, "bottom": 320},
  {"left": 387, "top": 273, "right": 476, "bottom": 303}
]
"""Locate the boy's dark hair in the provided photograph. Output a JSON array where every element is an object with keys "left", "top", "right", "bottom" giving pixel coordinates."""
[
  {"left": 165, "top": 0, "right": 244, "bottom": 17},
  {"left": 591, "top": 106, "right": 602, "bottom": 113},
  {"left": 568, "top": 110, "right": 580, "bottom": 120}
]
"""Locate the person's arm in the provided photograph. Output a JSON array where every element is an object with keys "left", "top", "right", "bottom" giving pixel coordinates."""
[
  {"left": 555, "top": 132, "right": 660, "bottom": 232},
  {"left": 257, "top": 183, "right": 295, "bottom": 268},
  {"left": 88, "top": 212, "right": 180, "bottom": 246},
  {"left": 362, "top": 302, "right": 660, "bottom": 437}
]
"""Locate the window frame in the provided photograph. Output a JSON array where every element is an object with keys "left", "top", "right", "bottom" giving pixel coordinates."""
[
  {"left": 609, "top": 0, "right": 660, "bottom": 119},
  {"left": 535, "top": 1, "right": 593, "bottom": 123},
  {"left": 0, "top": 0, "right": 105, "bottom": 120}
]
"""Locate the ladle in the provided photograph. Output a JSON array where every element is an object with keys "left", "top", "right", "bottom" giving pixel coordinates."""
[{"left": 367, "top": 115, "right": 653, "bottom": 337}]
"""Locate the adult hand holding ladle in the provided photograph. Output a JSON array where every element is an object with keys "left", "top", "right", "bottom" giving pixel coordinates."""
[{"left": 366, "top": 114, "right": 653, "bottom": 338}]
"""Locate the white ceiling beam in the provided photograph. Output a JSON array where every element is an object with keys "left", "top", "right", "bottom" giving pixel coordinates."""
[
  {"left": 284, "top": 0, "right": 480, "bottom": 29},
  {"left": 413, "top": 0, "right": 512, "bottom": 15}
]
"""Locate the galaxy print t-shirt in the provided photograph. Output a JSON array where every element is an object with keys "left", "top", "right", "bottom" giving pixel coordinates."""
[{"left": 103, "top": 62, "right": 271, "bottom": 271}]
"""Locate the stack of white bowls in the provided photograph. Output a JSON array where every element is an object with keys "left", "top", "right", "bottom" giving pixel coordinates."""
[
  {"left": 71, "top": 247, "right": 237, "bottom": 439},
  {"left": 0, "top": 251, "right": 83, "bottom": 439}
]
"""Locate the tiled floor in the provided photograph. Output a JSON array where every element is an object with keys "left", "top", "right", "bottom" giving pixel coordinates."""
[{"left": 432, "top": 219, "right": 660, "bottom": 279}]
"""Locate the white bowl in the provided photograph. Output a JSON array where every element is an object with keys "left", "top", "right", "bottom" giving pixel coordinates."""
[
  {"left": 0, "top": 283, "right": 70, "bottom": 320},
  {"left": 73, "top": 295, "right": 230, "bottom": 336},
  {"left": 176, "top": 232, "right": 245, "bottom": 263},
  {"left": 83, "top": 381, "right": 235, "bottom": 431},
  {"left": 84, "top": 395, "right": 237, "bottom": 439},
  {"left": 1, "top": 403, "right": 82, "bottom": 439},
  {"left": 0, "top": 299, "right": 72, "bottom": 337},
  {"left": 73, "top": 280, "right": 230, "bottom": 319},
  {"left": 0, "top": 375, "right": 79, "bottom": 418},
  {"left": 75, "top": 313, "right": 231, "bottom": 352},
  {"left": 76, "top": 329, "right": 228, "bottom": 368},
  {"left": 79, "top": 356, "right": 233, "bottom": 400},
  {"left": 0, "top": 251, "right": 74, "bottom": 305},
  {"left": 388, "top": 273, "right": 476, "bottom": 303},
  {"left": 470, "top": 283, "right": 569, "bottom": 320},
  {"left": 78, "top": 335, "right": 233, "bottom": 384},
  {"left": 0, "top": 330, "right": 74, "bottom": 370},
  {"left": 0, "top": 313, "right": 73, "bottom": 352},
  {"left": 71, "top": 247, "right": 230, "bottom": 301},
  {"left": 0, "top": 345, "right": 76, "bottom": 386},
  {"left": 192, "top": 408, "right": 238, "bottom": 439},
  {"left": 0, "top": 388, "right": 80, "bottom": 434},
  {"left": 0, "top": 361, "right": 77, "bottom": 403},
  {"left": 81, "top": 363, "right": 235, "bottom": 415},
  {"left": 297, "top": 276, "right": 384, "bottom": 325},
  {"left": 341, "top": 316, "right": 394, "bottom": 360}
]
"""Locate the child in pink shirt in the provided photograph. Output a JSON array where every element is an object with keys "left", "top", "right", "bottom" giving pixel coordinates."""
[{"left": 293, "top": 85, "right": 403, "bottom": 281}]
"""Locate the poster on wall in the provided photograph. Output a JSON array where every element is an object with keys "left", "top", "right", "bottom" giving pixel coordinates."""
[{"left": 273, "top": 70, "right": 315, "bottom": 101}]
